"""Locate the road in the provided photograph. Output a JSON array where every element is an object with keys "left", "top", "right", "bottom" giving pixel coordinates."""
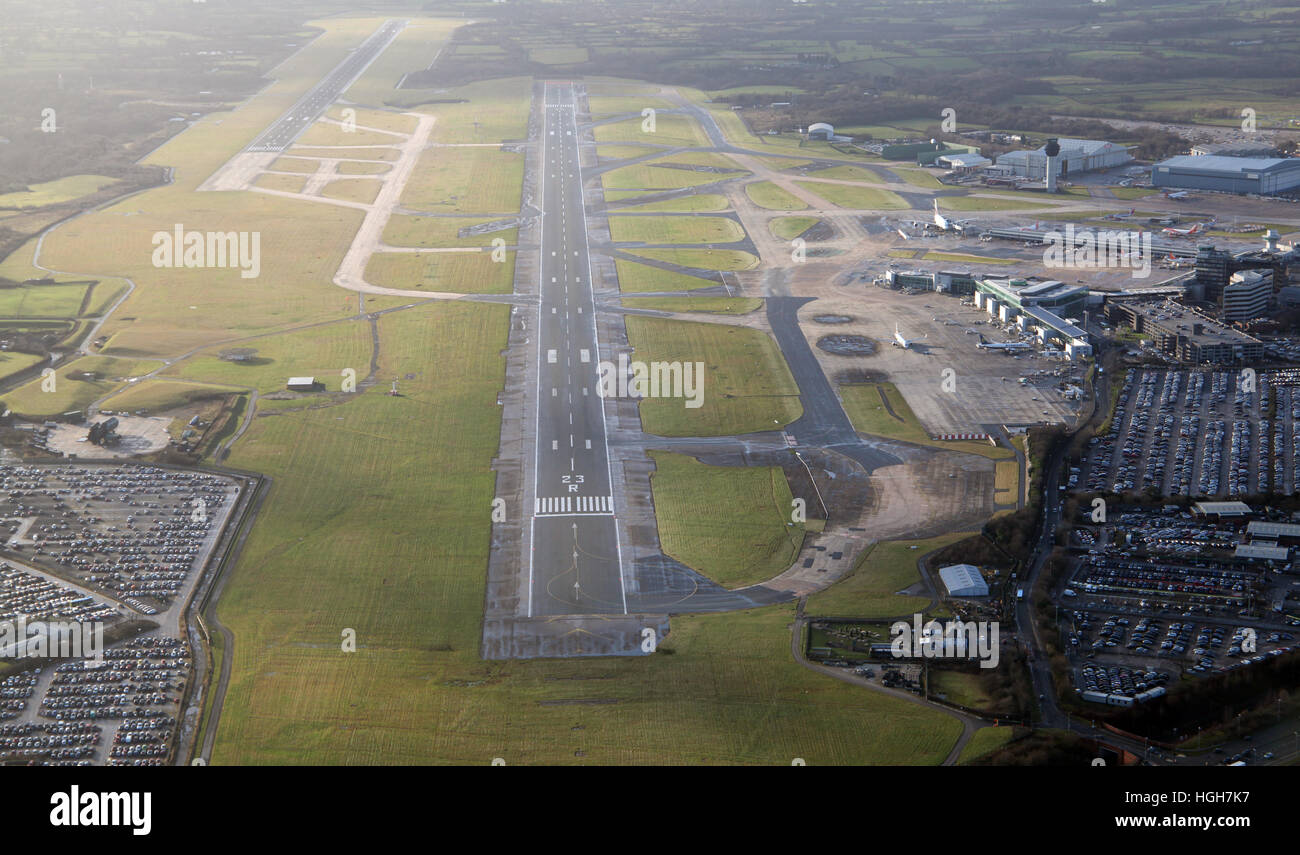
[
  {"left": 244, "top": 19, "right": 407, "bottom": 154},
  {"left": 526, "top": 82, "right": 627, "bottom": 617}
]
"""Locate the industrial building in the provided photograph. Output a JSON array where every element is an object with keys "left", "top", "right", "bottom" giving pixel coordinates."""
[
  {"left": 1152, "top": 155, "right": 1300, "bottom": 195},
  {"left": 938, "top": 564, "right": 989, "bottom": 598},
  {"left": 994, "top": 138, "right": 1132, "bottom": 181},
  {"left": 1103, "top": 298, "right": 1265, "bottom": 364}
]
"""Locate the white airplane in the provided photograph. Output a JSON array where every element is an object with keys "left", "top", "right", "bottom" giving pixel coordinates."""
[
  {"left": 1104, "top": 208, "right": 1137, "bottom": 221},
  {"left": 976, "top": 333, "right": 1033, "bottom": 352},
  {"left": 1161, "top": 222, "right": 1209, "bottom": 237},
  {"left": 1163, "top": 190, "right": 1190, "bottom": 200},
  {"left": 893, "top": 324, "right": 926, "bottom": 349},
  {"left": 932, "top": 200, "right": 974, "bottom": 233}
]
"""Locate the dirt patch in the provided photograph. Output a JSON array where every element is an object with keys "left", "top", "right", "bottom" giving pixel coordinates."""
[
  {"left": 812, "top": 314, "right": 854, "bottom": 324},
  {"left": 817, "top": 334, "right": 876, "bottom": 356}
]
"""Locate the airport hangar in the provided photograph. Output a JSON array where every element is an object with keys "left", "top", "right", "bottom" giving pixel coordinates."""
[{"left": 1152, "top": 155, "right": 1300, "bottom": 195}]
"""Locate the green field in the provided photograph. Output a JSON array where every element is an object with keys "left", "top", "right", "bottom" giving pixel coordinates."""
[
  {"left": 0, "top": 282, "right": 90, "bottom": 318},
  {"left": 587, "top": 96, "right": 676, "bottom": 118},
  {"left": 337, "top": 161, "right": 392, "bottom": 176},
  {"left": 210, "top": 300, "right": 961, "bottom": 765},
  {"left": 608, "top": 215, "right": 745, "bottom": 244},
  {"left": 614, "top": 259, "right": 719, "bottom": 293},
  {"left": 769, "top": 216, "right": 820, "bottom": 240},
  {"left": 2, "top": 355, "right": 163, "bottom": 417},
  {"left": 320, "top": 179, "right": 382, "bottom": 205},
  {"left": 624, "top": 315, "right": 801, "bottom": 436},
  {"left": 253, "top": 173, "right": 309, "bottom": 194},
  {"left": 409, "top": 77, "right": 532, "bottom": 144},
  {"left": 364, "top": 251, "right": 515, "bottom": 294},
  {"left": 792, "top": 181, "right": 907, "bottom": 210},
  {"left": 621, "top": 297, "right": 763, "bottom": 315},
  {"left": 615, "top": 194, "right": 729, "bottom": 213},
  {"left": 808, "top": 165, "right": 884, "bottom": 183},
  {"left": 602, "top": 162, "right": 747, "bottom": 193},
  {"left": 649, "top": 451, "right": 804, "bottom": 588},
  {"left": 400, "top": 147, "right": 524, "bottom": 214},
  {"left": 324, "top": 106, "right": 419, "bottom": 136},
  {"left": 745, "top": 181, "right": 809, "bottom": 211},
  {"left": 891, "top": 169, "right": 945, "bottom": 189},
  {"left": 295, "top": 120, "right": 402, "bottom": 148},
  {"left": 98, "top": 379, "right": 246, "bottom": 413},
  {"left": 0, "top": 175, "right": 119, "bottom": 209},
  {"left": 162, "top": 321, "right": 375, "bottom": 395},
  {"left": 383, "top": 216, "right": 517, "bottom": 249},
  {"left": 624, "top": 248, "right": 758, "bottom": 271},
  {"left": 0, "top": 351, "right": 46, "bottom": 385},
  {"left": 594, "top": 113, "right": 709, "bottom": 148},
  {"left": 805, "top": 532, "right": 974, "bottom": 619},
  {"left": 270, "top": 157, "right": 321, "bottom": 174},
  {"left": 292, "top": 147, "right": 398, "bottom": 161},
  {"left": 957, "top": 726, "right": 1018, "bottom": 765}
]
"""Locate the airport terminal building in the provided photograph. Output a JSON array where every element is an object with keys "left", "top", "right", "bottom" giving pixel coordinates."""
[{"left": 1152, "top": 155, "right": 1300, "bottom": 195}]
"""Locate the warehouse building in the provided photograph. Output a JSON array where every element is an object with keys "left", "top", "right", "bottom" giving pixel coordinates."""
[
  {"left": 936, "top": 151, "right": 991, "bottom": 172},
  {"left": 1152, "top": 155, "right": 1300, "bottom": 195},
  {"left": 1104, "top": 298, "right": 1265, "bottom": 364},
  {"left": 938, "top": 564, "right": 989, "bottom": 598},
  {"left": 994, "top": 138, "right": 1132, "bottom": 180},
  {"left": 1191, "top": 141, "right": 1276, "bottom": 158},
  {"left": 806, "top": 122, "right": 835, "bottom": 141}
]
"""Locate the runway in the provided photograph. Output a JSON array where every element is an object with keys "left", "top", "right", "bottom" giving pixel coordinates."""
[
  {"left": 527, "top": 82, "right": 627, "bottom": 617},
  {"left": 244, "top": 19, "right": 407, "bottom": 153}
]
